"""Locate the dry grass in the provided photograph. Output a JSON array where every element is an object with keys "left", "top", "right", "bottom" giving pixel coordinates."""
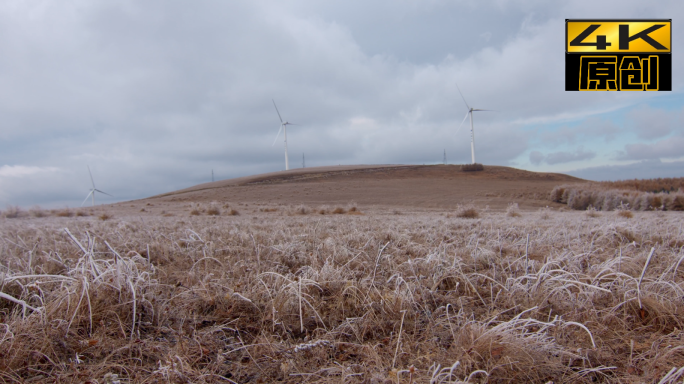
[
  {"left": 205, "top": 202, "right": 221, "bottom": 216},
  {"left": 598, "top": 177, "right": 684, "bottom": 193},
  {"left": 55, "top": 208, "right": 74, "bottom": 217},
  {"left": 227, "top": 208, "right": 240, "bottom": 216},
  {"left": 551, "top": 184, "right": 684, "bottom": 211},
  {"left": 293, "top": 205, "right": 311, "bottom": 215},
  {"left": 1, "top": 210, "right": 683, "bottom": 382},
  {"left": 506, "top": 202, "right": 522, "bottom": 217},
  {"left": 29, "top": 206, "right": 47, "bottom": 218},
  {"left": 617, "top": 210, "right": 634, "bottom": 219},
  {"left": 332, "top": 207, "right": 346, "bottom": 214},
  {"left": 206, "top": 208, "right": 221, "bottom": 216},
  {"left": 98, "top": 213, "right": 113, "bottom": 221},
  {"left": 586, "top": 206, "right": 601, "bottom": 218},
  {"left": 538, "top": 207, "right": 552, "bottom": 220},
  {"left": 347, "top": 206, "right": 363, "bottom": 215},
  {"left": 455, "top": 206, "right": 479, "bottom": 219},
  {"left": 3, "top": 205, "right": 24, "bottom": 219},
  {"left": 461, "top": 163, "right": 484, "bottom": 172}
]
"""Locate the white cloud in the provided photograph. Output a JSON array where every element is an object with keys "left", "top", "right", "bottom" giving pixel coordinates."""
[
  {"left": 617, "top": 136, "right": 684, "bottom": 161},
  {"left": 527, "top": 148, "right": 596, "bottom": 165},
  {"left": 0, "top": 165, "right": 60, "bottom": 177},
  {"left": 625, "top": 104, "right": 682, "bottom": 140},
  {"left": 541, "top": 117, "right": 621, "bottom": 147}
]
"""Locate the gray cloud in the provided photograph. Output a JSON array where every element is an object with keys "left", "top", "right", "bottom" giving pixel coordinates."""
[
  {"left": 541, "top": 117, "right": 621, "bottom": 146},
  {"left": 1, "top": 0, "right": 683, "bottom": 207},
  {"left": 625, "top": 104, "right": 681, "bottom": 140},
  {"left": 545, "top": 149, "right": 596, "bottom": 165},
  {"left": 568, "top": 159, "right": 684, "bottom": 181},
  {"left": 616, "top": 136, "right": 684, "bottom": 161},
  {"left": 528, "top": 148, "right": 596, "bottom": 165},
  {"left": 529, "top": 151, "right": 544, "bottom": 165}
]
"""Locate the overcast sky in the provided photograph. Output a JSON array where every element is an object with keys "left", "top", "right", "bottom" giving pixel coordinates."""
[{"left": 1, "top": 0, "right": 683, "bottom": 208}]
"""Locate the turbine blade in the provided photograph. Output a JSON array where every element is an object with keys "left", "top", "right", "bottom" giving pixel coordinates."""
[
  {"left": 95, "top": 189, "right": 113, "bottom": 197},
  {"left": 272, "top": 99, "right": 283, "bottom": 123},
  {"left": 81, "top": 190, "right": 94, "bottom": 207},
  {"left": 272, "top": 125, "right": 283, "bottom": 146},
  {"left": 455, "top": 111, "right": 470, "bottom": 134},
  {"left": 455, "top": 83, "right": 470, "bottom": 110},
  {"left": 87, "top": 165, "right": 95, "bottom": 188},
  {"left": 472, "top": 109, "right": 495, "bottom": 112}
]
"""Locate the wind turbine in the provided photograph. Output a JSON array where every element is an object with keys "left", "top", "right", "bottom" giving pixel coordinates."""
[
  {"left": 271, "top": 99, "right": 296, "bottom": 171},
  {"left": 81, "top": 166, "right": 112, "bottom": 207},
  {"left": 455, "top": 84, "right": 493, "bottom": 164}
]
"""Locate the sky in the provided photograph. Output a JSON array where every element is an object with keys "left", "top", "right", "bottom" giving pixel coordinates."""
[{"left": 1, "top": 0, "right": 683, "bottom": 208}]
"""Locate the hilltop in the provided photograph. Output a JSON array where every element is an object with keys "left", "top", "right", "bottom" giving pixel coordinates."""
[{"left": 118, "top": 164, "right": 584, "bottom": 213}]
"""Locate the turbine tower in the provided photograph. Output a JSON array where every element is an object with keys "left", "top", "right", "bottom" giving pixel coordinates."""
[
  {"left": 272, "top": 99, "right": 296, "bottom": 171},
  {"left": 456, "top": 84, "right": 492, "bottom": 164},
  {"left": 81, "top": 166, "right": 112, "bottom": 207}
]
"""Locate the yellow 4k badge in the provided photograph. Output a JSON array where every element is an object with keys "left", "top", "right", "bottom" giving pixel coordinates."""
[{"left": 565, "top": 20, "right": 671, "bottom": 91}]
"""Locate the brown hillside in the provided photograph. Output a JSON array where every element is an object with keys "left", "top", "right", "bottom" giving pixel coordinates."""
[{"left": 135, "top": 164, "right": 584, "bottom": 211}]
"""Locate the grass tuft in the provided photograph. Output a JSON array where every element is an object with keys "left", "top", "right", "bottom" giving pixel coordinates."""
[
  {"left": 29, "top": 206, "right": 47, "bottom": 218},
  {"left": 617, "top": 209, "right": 634, "bottom": 218},
  {"left": 206, "top": 207, "right": 221, "bottom": 216},
  {"left": 538, "top": 207, "right": 551, "bottom": 220},
  {"left": 461, "top": 163, "right": 484, "bottom": 172},
  {"left": 55, "top": 208, "right": 73, "bottom": 217},
  {"left": 455, "top": 206, "right": 479, "bottom": 219},
  {"left": 586, "top": 206, "right": 600, "bottom": 218},
  {"left": 2, "top": 205, "right": 23, "bottom": 218},
  {"left": 506, "top": 203, "right": 522, "bottom": 217}
]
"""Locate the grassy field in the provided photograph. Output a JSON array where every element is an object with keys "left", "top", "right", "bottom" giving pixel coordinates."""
[{"left": 1, "top": 207, "right": 684, "bottom": 383}]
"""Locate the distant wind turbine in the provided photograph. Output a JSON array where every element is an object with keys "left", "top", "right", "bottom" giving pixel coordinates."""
[
  {"left": 81, "top": 166, "right": 112, "bottom": 207},
  {"left": 271, "top": 99, "right": 297, "bottom": 171},
  {"left": 455, "top": 84, "right": 493, "bottom": 164}
]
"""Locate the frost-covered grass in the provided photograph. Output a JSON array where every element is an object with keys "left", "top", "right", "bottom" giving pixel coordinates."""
[
  {"left": 551, "top": 184, "right": 684, "bottom": 212},
  {"left": 0, "top": 209, "right": 683, "bottom": 383}
]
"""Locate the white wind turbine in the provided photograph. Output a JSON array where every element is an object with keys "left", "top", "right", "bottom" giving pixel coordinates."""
[
  {"left": 81, "top": 166, "right": 112, "bottom": 206},
  {"left": 455, "top": 84, "right": 493, "bottom": 164},
  {"left": 271, "top": 99, "right": 296, "bottom": 171}
]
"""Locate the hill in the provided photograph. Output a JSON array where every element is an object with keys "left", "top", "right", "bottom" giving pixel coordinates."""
[{"left": 128, "top": 164, "right": 583, "bottom": 212}]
